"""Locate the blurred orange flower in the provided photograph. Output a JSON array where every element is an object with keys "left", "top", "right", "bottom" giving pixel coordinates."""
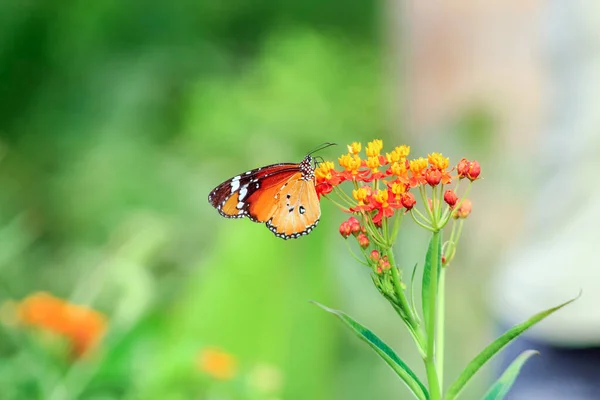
[
  {"left": 17, "top": 292, "right": 107, "bottom": 357},
  {"left": 198, "top": 347, "right": 238, "bottom": 380}
]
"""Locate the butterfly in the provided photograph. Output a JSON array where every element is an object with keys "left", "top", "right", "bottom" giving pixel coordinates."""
[{"left": 208, "top": 143, "right": 335, "bottom": 239}]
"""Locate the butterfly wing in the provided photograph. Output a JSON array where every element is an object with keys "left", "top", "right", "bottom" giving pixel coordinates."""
[
  {"left": 265, "top": 178, "right": 321, "bottom": 239},
  {"left": 208, "top": 163, "right": 299, "bottom": 219}
]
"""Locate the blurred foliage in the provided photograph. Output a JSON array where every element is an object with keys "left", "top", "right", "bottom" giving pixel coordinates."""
[{"left": 0, "top": 1, "right": 409, "bottom": 399}]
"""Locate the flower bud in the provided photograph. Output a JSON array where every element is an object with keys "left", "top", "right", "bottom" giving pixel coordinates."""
[
  {"left": 457, "top": 158, "right": 470, "bottom": 178},
  {"left": 443, "top": 189, "right": 458, "bottom": 207},
  {"left": 357, "top": 233, "right": 370, "bottom": 249},
  {"left": 379, "top": 257, "right": 391, "bottom": 272},
  {"left": 453, "top": 199, "right": 472, "bottom": 219},
  {"left": 339, "top": 221, "right": 351, "bottom": 238},
  {"left": 347, "top": 216, "right": 361, "bottom": 236},
  {"left": 425, "top": 168, "right": 442, "bottom": 186},
  {"left": 370, "top": 250, "right": 380, "bottom": 262},
  {"left": 401, "top": 192, "right": 416, "bottom": 210},
  {"left": 467, "top": 160, "right": 481, "bottom": 181}
]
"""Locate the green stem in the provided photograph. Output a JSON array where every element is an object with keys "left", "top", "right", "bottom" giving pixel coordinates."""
[
  {"left": 436, "top": 266, "right": 446, "bottom": 391},
  {"left": 424, "top": 230, "right": 442, "bottom": 400},
  {"left": 410, "top": 211, "right": 436, "bottom": 232},
  {"left": 387, "top": 249, "right": 427, "bottom": 356}
]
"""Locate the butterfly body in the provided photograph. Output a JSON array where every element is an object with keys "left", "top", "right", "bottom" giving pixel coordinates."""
[{"left": 208, "top": 155, "right": 320, "bottom": 239}]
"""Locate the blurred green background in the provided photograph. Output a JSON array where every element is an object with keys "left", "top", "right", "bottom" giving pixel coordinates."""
[{"left": 0, "top": 1, "right": 498, "bottom": 399}]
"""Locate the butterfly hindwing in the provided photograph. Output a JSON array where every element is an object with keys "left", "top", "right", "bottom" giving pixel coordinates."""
[{"left": 266, "top": 178, "right": 321, "bottom": 239}]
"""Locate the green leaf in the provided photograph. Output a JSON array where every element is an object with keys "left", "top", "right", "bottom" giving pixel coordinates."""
[
  {"left": 483, "top": 350, "right": 538, "bottom": 400},
  {"left": 421, "top": 235, "right": 440, "bottom": 331},
  {"left": 312, "top": 301, "right": 429, "bottom": 400},
  {"left": 445, "top": 294, "right": 580, "bottom": 400},
  {"left": 409, "top": 262, "right": 420, "bottom": 323}
]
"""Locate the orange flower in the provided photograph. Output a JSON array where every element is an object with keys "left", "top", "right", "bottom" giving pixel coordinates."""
[
  {"left": 371, "top": 189, "right": 398, "bottom": 224},
  {"left": 198, "top": 347, "right": 238, "bottom": 380},
  {"left": 17, "top": 292, "right": 106, "bottom": 357},
  {"left": 315, "top": 161, "right": 342, "bottom": 198}
]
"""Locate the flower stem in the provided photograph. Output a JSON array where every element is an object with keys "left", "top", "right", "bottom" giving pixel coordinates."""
[
  {"left": 424, "top": 230, "right": 442, "bottom": 400},
  {"left": 436, "top": 266, "right": 446, "bottom": 390},
  {"left": 386, "top": 249, "right": 427, "bottom": 356}
]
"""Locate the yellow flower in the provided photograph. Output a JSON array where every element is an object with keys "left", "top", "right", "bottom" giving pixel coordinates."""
[
  {"left": 366, "top": 156, "right": 381, "bottom": 172},
  {"left": 338, "top": 153, "right": 362, "bottom": 175},
  {"left": 386, "top": 145, "right": 411, "bottom": 163},
  {"left": 347, "top": 142, "right": 362, "bottom": 155},
  {"left": 409, "top": 158, "right": 428, "bottom": 175},
  {"left": 352, "top": 187, "right": 369, "bottom": 205},
  {"left": 198, "top": 347, "right": 238, "bottom": 380},
  {"left": 315, "top": 161, "right": 335, "bottom": 181},
  {"left": 391, "top": 182, "right": 406, "bottom": 198},
  {"left": 365, "top": 139, "right": 383, "bottom": 157},
  {"left": 390, "top": 161, "right": 407, "bottom": 177},
  {"left": 373, "top": 189, "right": 389, "bottom": 208},
  {"left": 428, "top": 152, "right": 449, "bottom": 170}
]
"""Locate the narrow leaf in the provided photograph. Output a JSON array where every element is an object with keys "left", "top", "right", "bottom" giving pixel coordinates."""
[
  {"left": 483, "top": 350, "right": 538, "bottom": 400},
  {"left": 409, "top": 262, "right": 420, "bottom": 323},
  {"left": 312, "top": 301, "right": 429, "bottom": 400},
  {"left": 421, "top": 235, "right": 440, "bottom": 330},
  {"left": 445, "top": 294, "right": 579, "bottom": 400}
]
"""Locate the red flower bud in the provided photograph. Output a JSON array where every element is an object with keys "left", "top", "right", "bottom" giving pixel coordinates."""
[
  {"left": 425, "top": 168, "right": 442, "bottom": 186},
  {"left": 457, "top": 158, "right": 470, "bottom": 178},
  {"left": 339, "top": 221, "right": 351, "bottom": 238},
  {"left": 443, "top": 189, "right": 458, "bottom": 207},
  {"left": 379, "top": 257, "right": 391, "bottom": 272},
  {"left": 347, "top": 216, "right": 361, "bottom": 236},
  {"left": 453, "top": 199, "right": 472, "bottom": 219},
  {"left": 357, "top": 233, "right": 370, "bottom": 249},
  {"left": 401, "top": 192, "right": 416, "bottom": 210},
  {"left": 370, "top": 250, "right": 380, "bottom": 262},
  {"left": 467, "top": 160, "right": 481, "bottom": 181}
]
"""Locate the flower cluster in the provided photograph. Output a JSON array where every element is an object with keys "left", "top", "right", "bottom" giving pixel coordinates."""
[
  {"left": 315, "top": 140, "right": 480, "bottom": 270},
  {"left": 16, "top": 292, "right": 107, "bottom": 357}
]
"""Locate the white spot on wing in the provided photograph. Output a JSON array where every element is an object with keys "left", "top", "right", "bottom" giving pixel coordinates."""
[
  {"left": 231, "top": 176, "right": 241, "bottom": 192},
  {"left": 239, "top": 186, "right": 248, "bottom": 200},
  {"left": 237, "top": 201, "right": 244, "bottom": 209}
]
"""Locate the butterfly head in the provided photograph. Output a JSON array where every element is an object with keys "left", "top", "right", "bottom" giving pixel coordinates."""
[{"left": 299, "top": 155, "right": 315, "bottom": 181}]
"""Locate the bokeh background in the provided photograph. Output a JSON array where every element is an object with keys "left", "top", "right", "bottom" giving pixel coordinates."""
[{"left": 0, "top": 1, "right": 563, "bottom": 399}]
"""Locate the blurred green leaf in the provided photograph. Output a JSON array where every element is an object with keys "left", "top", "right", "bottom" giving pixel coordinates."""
[
  {"left": 421, "top": 235, "right": 440, "bottom": 332},
  {"left": 312, "top": 301, "right": 429, "bottom": 400},
  {"left": 445, "top": 294, "right": 580, "bottom": 400},
  {"left": 483, "top": 350, "right": 538, "bottom": 400}
]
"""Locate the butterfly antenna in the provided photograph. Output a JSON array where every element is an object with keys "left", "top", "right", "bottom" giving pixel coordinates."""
[{"left": 307, "top": 142, "right": 337, "bottom": 156}]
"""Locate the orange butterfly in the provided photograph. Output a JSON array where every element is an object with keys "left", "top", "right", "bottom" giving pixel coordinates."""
[{"left": 208, "top": 144, "right": 335, "bottom": 239}]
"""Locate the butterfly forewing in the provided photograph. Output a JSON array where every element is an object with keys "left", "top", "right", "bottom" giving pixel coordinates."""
[{"left": 208, "top": 163, "right": 298, "bottom": 219}]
